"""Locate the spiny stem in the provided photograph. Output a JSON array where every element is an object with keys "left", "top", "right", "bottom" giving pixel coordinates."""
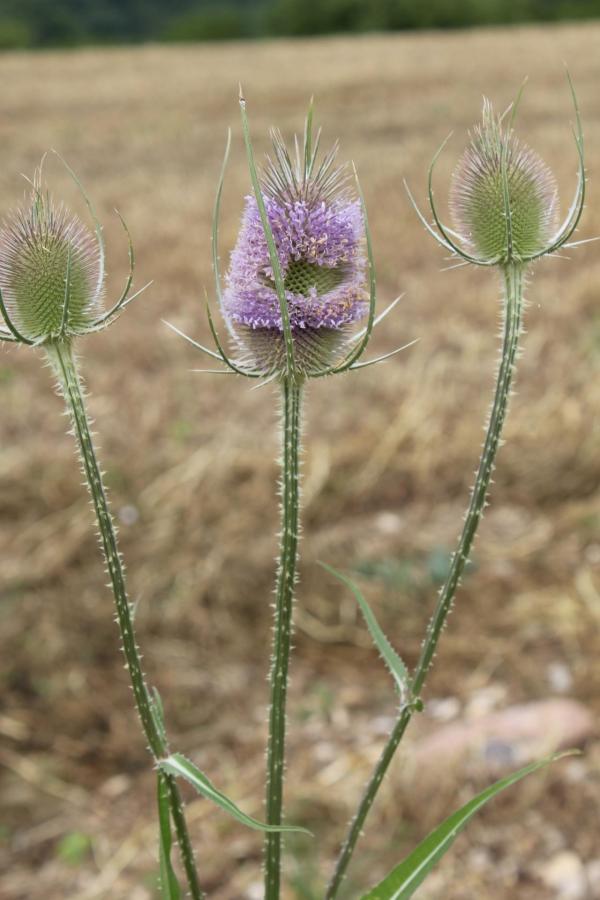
[
  {"left": 326, "top": 264, "right": 525, "bottom": 898},
  {"left": 45, "top": 339, "right": 203, "bottom": 900},
  {"left": 264, "top": 377, "right": 303, "bottom": 899},
  {"left": 164, "top": 772, "right": 202, "bottom": 896}
]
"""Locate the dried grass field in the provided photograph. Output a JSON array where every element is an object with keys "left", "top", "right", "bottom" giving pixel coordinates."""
[{"left": 0, "top": 21, "right": 599, "bottom": 900}]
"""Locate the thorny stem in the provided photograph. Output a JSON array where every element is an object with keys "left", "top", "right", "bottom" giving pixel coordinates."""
[
  {"left": 264, "top": 377, "right": 303, "bottom": 900},
  {"left": 326, "top": 264, "right": 525, "bottom": 898},
  {"left": 46, "top": 340, "right": 203, "bottom": 900}
]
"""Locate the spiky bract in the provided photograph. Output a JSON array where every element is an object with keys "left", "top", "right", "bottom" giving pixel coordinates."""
[
  {"left": 222, "top": 128, "right": 367, "bottom": 376},
  {"left": 450, "top": 100, "right": 559, "bottom": 263},
  {"left": 0, "top": 176, "right": 101, "bottom": 342}
]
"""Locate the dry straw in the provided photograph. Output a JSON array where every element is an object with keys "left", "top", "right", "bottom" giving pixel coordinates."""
[{"left": 0, "top": 74, "right": 590, "bottom": 899}]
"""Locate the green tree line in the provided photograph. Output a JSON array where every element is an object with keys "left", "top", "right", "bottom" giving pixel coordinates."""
[{"left": 0, "top": 0, "right": 598, "bottom": 49}]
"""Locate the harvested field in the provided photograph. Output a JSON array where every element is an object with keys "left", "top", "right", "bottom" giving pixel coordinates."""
[{"left": 0, "top": 21, "right": 599, "bottom": 900}]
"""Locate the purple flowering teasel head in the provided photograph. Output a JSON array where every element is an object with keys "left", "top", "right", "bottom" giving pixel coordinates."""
[
  {"left": 224, "top": 156, "right": 366, "bottom": 332},
  {"left": 167, "top": 97, "right": 413, "bottom": 382},
  {"left": 221, "top": 107, "right": 368, "bottom": 376}
]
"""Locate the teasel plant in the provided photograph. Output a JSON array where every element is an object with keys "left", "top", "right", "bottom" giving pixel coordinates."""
[
  {"left": 168, "top": 80, "right": 589, "bottom": 898},
  {"left": 0, "top": 155, "right": 209, "bottom": 897},
  {"left": 0, "top": 155, "right": 313, "bottom": 900},
  {"left": 2, "top": 77, "right": 589, "bottom": 899},
  {"left": 321, "top": 74, "right": 591, "bottom": 898},
  {"left": 166, "top": 91, "right": 420, "bottom": 899}
]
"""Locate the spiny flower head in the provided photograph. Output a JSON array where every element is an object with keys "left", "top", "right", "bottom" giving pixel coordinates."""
[
  {"left": 0, "top": 168, "right": 102, "bottom": 343},
  {"left": 222, "top": 121, "right": 368, "bottom": 375},
  {"left": 449, "top": 99, "right": 559, "bottom": 263}
]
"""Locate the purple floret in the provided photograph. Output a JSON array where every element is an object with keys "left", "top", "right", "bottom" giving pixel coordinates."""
[{"left": 222, "top": 194, "right": 367, "bottom": 331}]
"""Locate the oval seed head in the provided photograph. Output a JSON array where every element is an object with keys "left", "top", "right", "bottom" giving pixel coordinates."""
[
  {"left": 449, "top": 99, "right": 559, "bottom": 263},
  {"left": 0, "top": 169, "right": 101, "bottom": 342},
  {"left": 222, "top": 125, "right": 367, "bottom": 376}
]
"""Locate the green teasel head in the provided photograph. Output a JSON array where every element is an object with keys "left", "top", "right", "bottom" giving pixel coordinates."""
[
  {"left": 0, "top": 154, "right": 148, "bottom": 347},
  {"left": 405, "top": 73, "right": 587, "bottom": 270},
  {"left": 450, "top": 99, "right": 559, "bottom": 263},
  {"left": 0, "top": 170, "right": 101, "bottom": 342}
]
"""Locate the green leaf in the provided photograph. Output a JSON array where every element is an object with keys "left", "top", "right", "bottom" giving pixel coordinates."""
[
  {"left": 159, "top": 753, "right": 312, "bottom": 836},
  {"left": 319, "top": 562, "right": 409, "bottom": 699},
  {"left": 157, "top": 773, "right": 182, "bottom": 900},
  {"left": 361, "top": 753, "right": 575, "bottom": 899}
]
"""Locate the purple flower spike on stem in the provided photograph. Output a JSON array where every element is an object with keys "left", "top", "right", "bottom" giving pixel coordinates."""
[
  {"left": 166, "top": 96, "right": 415, "bottom": 383},
  {"left": 224, "top": 190, "right": 366, "bottom": 329},
  {"left": 165, "top": 95, "right": 416, "bottom": 900},
  {"left": 222, "top": 106, "right": 368, "bottom": 376}
]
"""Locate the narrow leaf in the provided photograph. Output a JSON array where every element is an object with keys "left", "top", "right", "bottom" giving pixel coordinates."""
[
  {"left": 319, "top": 562, "right": 409, "bottom": 699},
  {"left": 362, "top": 753, "right": 574, "bottom": 900},
  {"left": 157, "top": 773, "right": 182, "bottom": 900},
  {"left": 159, "top": 753, "right": 312, "bottom": 836}
]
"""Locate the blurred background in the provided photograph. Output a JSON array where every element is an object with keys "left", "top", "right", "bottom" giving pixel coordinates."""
[
  {"left": 0, "top": 0, "right": 600, "bottom": 47},
  {"left": 0, "top": 3, "right": 599, "bottom": 899}
]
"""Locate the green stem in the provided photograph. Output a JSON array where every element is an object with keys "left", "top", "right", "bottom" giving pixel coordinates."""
[
  {"left": 46, "top": 340, "right": 203, "bottom": 900},
  {"left": 326, "top": 264, "right": 525, "bottom": 898},
  {"left": 264, "top": 377, "right": 303, "bottom": 900}
]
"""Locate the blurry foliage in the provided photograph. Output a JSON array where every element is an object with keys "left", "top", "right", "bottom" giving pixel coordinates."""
[
  {"left": 0, "top": 0, "right": 599, "bottom": 48},
  {"left": 55, "top": 831, "right": 92, "bottom": 866},
  {"left": 165, "top": 5, "right": 255, "bottom": 41},
  {"left": 354, "top": 547, "right": 464, "bottom": 594}
]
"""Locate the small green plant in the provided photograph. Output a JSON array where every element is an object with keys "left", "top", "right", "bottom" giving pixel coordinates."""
[
  {"left": 55, "top": 831, "right": 91, "bottom": 866},
  {"left": 0, "top": 75, "right": 589, "bottom": 899}
]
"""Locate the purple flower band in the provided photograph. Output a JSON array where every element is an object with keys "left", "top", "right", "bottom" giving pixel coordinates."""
[{"left": 222, "top": 194, "right": 367, "bottom": 332}]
